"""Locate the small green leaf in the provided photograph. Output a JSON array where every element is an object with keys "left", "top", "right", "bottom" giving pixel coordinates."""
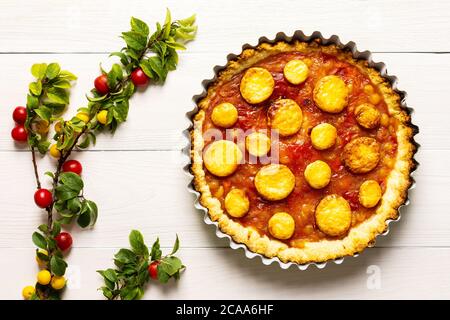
[
  {"left": 38, "top": 224, "right": 48, "bottom": 233},
  {"left": 29, "top": 81, "right": 42, "bottom": 95},
  {"left": 101, "top": 286, "right": 113, "bottom": 299},
  {"left": 171, "top": 234, "right": 180, "bottom": 255},
  {"left": 44, "top": 171, "right": 54, "bottom": 178},
  {"left": 163, "top": 9, "right": 172, "bottom": 39},
  {"left": 150, "top": 238, "right": 162, "bottom": 261},
  {"left": 55, "top": 185, "right": 78, "bottom": 201},
  {"left": 31, "top": 63, "right": 47, "bottom": 79},
  {"left": 27, "top": 94, "right": 39, "bottom": 109},
  {"left": 67, "top": 198, "right": 82, "bottom": 214},
  {"left": 52, "top": 79, "right": 71, "bottom": 89},
  {"left": 112, "top": 100, "right": 129, "bottom": 122},
  {"left": 46, "top": 63, "right": 61, "bottom": 79},
  {"left": 160, "top": 256, "right": 182, "bottom": 276},
  {"left": 129, "top": 230, "right": 148, "bottom": 256},
  {"left": 59, "top": 70, "right": 77, "bottom": 81},
  {"left": 102, "top": 268, "right": 118, "bottom": 283},
  {"left": 37, "top": 140, "right": 50, "bottom": 154},
  {"left": 114, "top": 248, "right": 136, "bottom": 264},
  {"left": 35, "top": 106, "right": 52, "bottom": 122},
  {"left": 109, "top": 52, "right": 129, "bottom": 66},
  {"left": 51, "top": 221, "right": 61, "bottom": 237},
  {"left": 32, "top": 232, "right": 47, "bottom": 249},
  {"left": 47, "top": 87, "right": 69, "bottom": 105},
  {"left": 60, "top": 172, "right": 84, "bottom": 192},
  {"left": 50, "top": 255, "right": 67, "bottom": 276},
  {"left": 157, "top": 268, "right": 170, "bottom": 284},
  {"left": 121, "top": 31, "right": 147, "bottom": 51},
  {"left": 131, "top": 17, "right": 149, "bottom": 36}
]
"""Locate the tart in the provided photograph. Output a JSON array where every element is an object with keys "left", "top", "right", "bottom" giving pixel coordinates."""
[{"left": 190, "top": 39, "right": 417, "bottom": 265}]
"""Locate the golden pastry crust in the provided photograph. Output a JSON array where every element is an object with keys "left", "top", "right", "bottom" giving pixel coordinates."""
[{"left": 190, "top": 41, "right": 417, "bottom": 265}]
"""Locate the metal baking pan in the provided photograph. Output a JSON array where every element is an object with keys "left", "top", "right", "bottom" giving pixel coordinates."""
[{"left": 183, "top": 31, "right": 420, "bottom": 270}]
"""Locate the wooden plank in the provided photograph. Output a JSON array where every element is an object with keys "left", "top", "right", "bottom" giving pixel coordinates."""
[
  {"left": 5, "top": 247, "right": 450, "bottom": 299},
  {"left": 0, "top": 0, "right": 449, "bottom": 52},
  {"left": 0, "top": 52, "right": 447, "bottom": 150},
  {"left": 0, "top": 149, "right": 445, "bottom": 248}
]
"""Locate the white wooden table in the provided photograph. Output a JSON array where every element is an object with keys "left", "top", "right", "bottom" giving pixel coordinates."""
[{"left": 0, "top": 0, "right": 449, "bottom": 299}]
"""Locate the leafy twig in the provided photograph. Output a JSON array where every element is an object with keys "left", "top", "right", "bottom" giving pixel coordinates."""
[{"left": 98, "top": 231, "right": 184, "bottom": 300}]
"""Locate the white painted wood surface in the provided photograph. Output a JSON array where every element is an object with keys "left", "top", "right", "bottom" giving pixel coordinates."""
[{"left": 0, "top": 0, "right": 449, "bottom": 299}]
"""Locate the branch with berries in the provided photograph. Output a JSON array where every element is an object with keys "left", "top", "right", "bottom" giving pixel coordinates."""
[
  {"left": 15, "top": 10, "right": 197, "bottom": 300},
  {"left": 98, "top": 230, "right": 184, "bottom": 300}
]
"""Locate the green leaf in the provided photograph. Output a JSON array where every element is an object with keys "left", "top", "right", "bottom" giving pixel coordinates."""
[
  {"left": 55, "top": 185, "right": 78, "bottom": 201},
  {"left": 51, "top": 221, "right": 61, "bottom": 237},
  {"left": 102, "top": 268, "right": 118, "bottom": 283},
  {"left": 157, "top": 268, "right": 170, "bottom": 284},
  {"left": 165, "top": 41, "right": 186, "bottom": 51},
  {"left": 35, "top": 105, "right": 52, "bottom": 122},
  {"left": 150, "top": 238, "right": 162, "bottom": 261},
  {"left": 50, "top": 255, "right": 67, "bottom": 276},
  {"left": 32, "top": 232, "right": 47, "bottom": 249},
  {"left": 141, "top": 56, "right": 167, "bottom": 82},
  {"left": 77, "top": 134, "right": 90, "bottom": 149},
  {"left": 101, "top": 286, "right": 114, "bottom": 299},
  {"left": 81, "top": 200, "right": 98, "bottom": 226},
  {"left": 45, "top": 171, "right": 54, "bottom": 178},
  {"left": 27, "top": 94, "right": 39, "bottom": 109},
  {"left": 178, "top": 14, "right": 196, "bottom": 27},
  {"left": 59, "top": 70, "right": 77, "bottom": 81},
  {"left": 29, "top": 81, "right": 42, "bottom": 96},
  {"left": 38, "top": 224, "right": 48, "bottom": 233},
  {"left": 31, "top": 63, "right": 47, "bottom": 79},
  {"left": 131, "top": 17, "right": 149, "bottom": 36},
  {"left": 114, "top": 248, "right": 136, "bottom": 264},
  {"left": 37, "top": 140, "right": 50, "bottom": 154},
  {"left": 171, "top": 234, "right": 180, "bottom": 255},
  {"left": 67, "top": 198, "right": 82, "bottom": 214},
  {"left": 160, "top": 256, "right": 182, "bottom": 276},
  {"left": 46, "top": 63, "right": 61, "bottom": 79},
  {"left": 163, "top": 9, "right": 172, "bottom": 39},
  {"left": 110, "top": 52, "right": 129, "bottom": 66},
  {"left": 121, "top": 31, "right": 147, "bottom": 51},
  {"left": 112, "top": 100, "right": 129, "bottom": 122},
  {"left": 77, "top": 211, "right": 91, "bottom": 228},
  {"left": 52, "top": 79, "right": 71, "bottom": 89},
  {"left": 60, "top": 172, "right": 84, "bottom": 192},
  {"left": 47, "top": 87, "right": 69, "bottom": 105},
  {"left": 86, "top": 93, "right": 107, "bottom": 102},
  {"left": 129, "top": 230, "right": 148, "bottom": 256}
]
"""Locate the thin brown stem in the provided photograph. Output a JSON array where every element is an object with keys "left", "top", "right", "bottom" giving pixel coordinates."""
[{"left": 31, "top": 146, "right": 41, "bottom": 189}]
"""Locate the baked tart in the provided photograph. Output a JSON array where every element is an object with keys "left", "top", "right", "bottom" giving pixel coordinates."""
[{"left": 190, "top": 37, "right": 417, "bottom": 265}]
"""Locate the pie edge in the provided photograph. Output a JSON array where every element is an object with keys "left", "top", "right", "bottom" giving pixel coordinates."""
[{"left": 190, "top": 41, "right": 418, "bottom": 265}]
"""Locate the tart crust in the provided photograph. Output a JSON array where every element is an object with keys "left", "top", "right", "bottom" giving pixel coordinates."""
[{"left": 190, "top": 41, "right": 417, "bottom": 265}]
